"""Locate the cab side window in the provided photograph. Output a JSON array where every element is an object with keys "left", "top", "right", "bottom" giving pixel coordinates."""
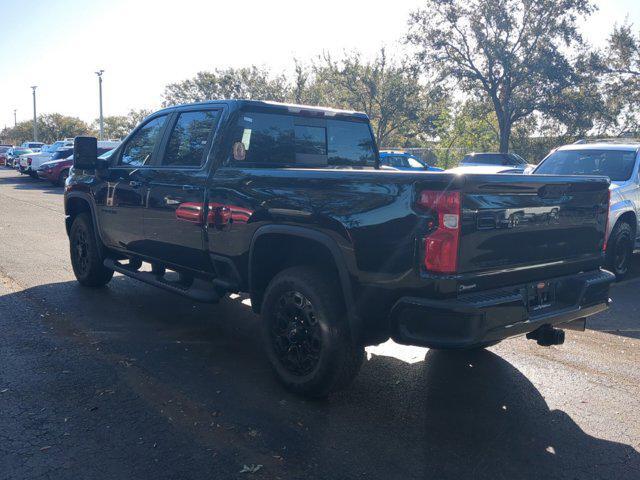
[
  {"left": 120, "top": 115, "right": 168, "bottom": 167},
  {"left": 162, "top": 110, "right": 220, "bottom": 167}
]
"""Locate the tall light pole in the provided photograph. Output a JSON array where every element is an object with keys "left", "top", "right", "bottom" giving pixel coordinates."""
[
  {"left": 30, "top": 86, "right": 38, "bottom": 141},
  {"left": 95, "top": 70, "right": 104, "bottom": 140},
  {"left": 13, "top": 109, "right": 16, "bottom": 127}
]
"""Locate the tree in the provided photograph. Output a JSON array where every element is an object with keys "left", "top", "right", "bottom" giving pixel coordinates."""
[
  {"left": 1, "top": 114, "right": 91, "bottom": 144},
  {"left": 587, "top": 23, "right": 640, "bottom": 134},
  {"left": 408, "top": 0, "right": 595, "bottom": 152},
  {"left": 434, "top": 100, "right": 499, "bottom": 167},
  {"left": 311, "top": 49, "right": 447, "bottom": 146},
  {"left": 162, "top": 67, "right": 290, "bottom": 106},
  {"left": 92, "top": 109, "right": 153, "bottom": 139}
]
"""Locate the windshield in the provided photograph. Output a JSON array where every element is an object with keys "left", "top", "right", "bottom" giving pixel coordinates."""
[
  {"left": 406, "top": 157, "right": 426, "bottom": 168},
  {"left": 535, "top": 149, "right": 637, "bottom": 182},
  {"left": 51, "top": 149, "right": 73, "bottom": 160},
  {"left": 99, "top": 149, "right": 115, "bottom": 159}
]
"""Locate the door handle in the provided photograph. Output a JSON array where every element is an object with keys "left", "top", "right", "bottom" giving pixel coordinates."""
[
  {"left": 129, "top": 180, "right": 143, "bottom": 188},
  {"left": 182, "top": 185, "right": 199, "bottom": 191}
]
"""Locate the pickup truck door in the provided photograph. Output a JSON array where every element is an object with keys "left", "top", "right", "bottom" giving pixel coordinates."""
[
  {"left": 142, "top": 108, "right": 222, "bottom": 272},
  {"left": 96, "top": 114, "right": 169, "bottom": 253}
]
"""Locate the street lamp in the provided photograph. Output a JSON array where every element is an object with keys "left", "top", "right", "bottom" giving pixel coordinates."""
[
  {"left": 95, "top": 70, "right": 104, "bottom": 140},
  {"left": 30, "top": 86, "right": 37, "bottom": 141},
  {"left": 13, "top": 109, "right": 16, "bottom": 127}
]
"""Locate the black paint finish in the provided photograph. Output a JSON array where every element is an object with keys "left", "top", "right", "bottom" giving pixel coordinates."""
[{"left": 65, "top": 100, "right": 613, "bottom": 346}]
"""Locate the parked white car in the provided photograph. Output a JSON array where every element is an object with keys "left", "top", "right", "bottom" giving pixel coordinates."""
[
  {"left": 18, "top": 140, "right": 74, "bottom": 177},
  {"left": 531, "top": 140, "right": 640, "bottom": 278}
]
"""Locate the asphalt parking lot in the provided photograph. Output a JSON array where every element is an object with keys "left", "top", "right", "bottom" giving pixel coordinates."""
[{"left": 0, "top": 168, "right": 639, "bottom": 480}]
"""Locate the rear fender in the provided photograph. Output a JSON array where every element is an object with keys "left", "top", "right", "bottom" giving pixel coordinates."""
[{"left": 249, "top": 225, "right": 363, "bottom": 343}]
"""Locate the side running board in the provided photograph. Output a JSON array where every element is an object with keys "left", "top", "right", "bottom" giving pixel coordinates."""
[{"left": 103, "top": 258, "right": 221, "bottom": 303}]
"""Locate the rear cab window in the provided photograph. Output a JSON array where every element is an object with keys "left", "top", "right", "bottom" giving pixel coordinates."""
[{"left": 228, "top": 111, "right": 376, "bottom": 168}]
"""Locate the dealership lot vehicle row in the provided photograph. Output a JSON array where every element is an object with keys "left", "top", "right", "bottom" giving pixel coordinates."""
[{"left": 1, "top": 162, "right": 639, "bottom": 479}]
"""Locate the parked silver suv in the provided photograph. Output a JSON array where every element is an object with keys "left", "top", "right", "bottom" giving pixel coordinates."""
[{"left": 532, "top": 140, "right": 640, "bottom": 278}]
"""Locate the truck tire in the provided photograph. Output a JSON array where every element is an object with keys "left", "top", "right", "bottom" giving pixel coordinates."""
[
  {"left": 261, "top": 266, "right": 364, "bottom": 397},
  {"left": 606, "top": 221, "right": 633, "bottom": 279},
  {"left": 69, "top": 213, "right": 114, "bottom": 287}
]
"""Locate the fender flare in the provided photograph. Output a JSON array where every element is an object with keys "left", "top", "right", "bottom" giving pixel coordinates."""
[
  {"left": 64, "top": 192, "right": 107, "bottom": 247},
  {"left": 248, "top": 224, "right": 363, "bottom": 343},
  {"left": 609, "top": 199, "right": 637, "bottom": 237}
]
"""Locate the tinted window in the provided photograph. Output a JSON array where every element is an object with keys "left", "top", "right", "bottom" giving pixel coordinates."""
[
  {"left": 535, "top": 149, "right": 637, "bottom": 182},
  {"left": 509, "top": 153, "right": 528, "bottom": 165},
  {"left": 382, "top": 155, "right": 405, "bottom": 168},
  {"left": 230, "top": 113, "right": 295, "bottom": 164},
  {"left": 407, "top": 157, "right": 425, "bottom": 168},
  {"left": 466, "top": 154, "right": 506, "bottom": 165},
  {"left": 327, "top": 120, "right": 375, "bottom": 167},
  {"left": 229, "top": 113, "right": 375, "bottom": 167},
  {"left": 120, "top": 115, "right": 167, "bottom": 167},
  {"left": 51, "top": 149, "right": 74, "bottom": 160},
  {"left": 163, "top": 110, "right": 220, "bottom": 167},
  {"left": 295, "top": 125, "right": 326, "bottom": 155}
]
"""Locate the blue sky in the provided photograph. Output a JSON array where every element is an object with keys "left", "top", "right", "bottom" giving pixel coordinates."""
[{"left": 0, "top": 0, "right": 639, "bottom": 131}]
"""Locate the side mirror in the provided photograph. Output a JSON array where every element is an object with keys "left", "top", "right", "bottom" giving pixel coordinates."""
[{"left": 73, "top": 136, "right": 98, "bottom": 170}]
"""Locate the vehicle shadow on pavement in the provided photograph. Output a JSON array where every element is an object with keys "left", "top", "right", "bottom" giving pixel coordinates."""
[
  {"left": 3, "top": 277, "right": 639, "bottom": 480},
  {"left": 588, "top": 256, "right": 640, "bottom": 340},
  {"left": 0, "top": 173, "right": 62, "bottom": 194},
  {"left": 351, "top": 349, "right": 640, "bottom": 479}
]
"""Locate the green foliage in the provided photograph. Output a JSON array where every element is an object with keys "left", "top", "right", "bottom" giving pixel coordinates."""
[
  {"left": 586, "top": 23, "right": 640, "bottom": 135},
  {"left": 162, "top": 67, "right": 289, "bottom": 107},
  {"left": 433, "top": 100, "right": 499, "bottom": 168},
  {"left": 408, "top": 0, "right": 596, "bottom": 152},
  {"left": 1, "top": 114, "right": 91, "bottom": 145},
  {"left": 308, "top": 49, "right": 448, "bottom": 146},
  {"left": 92, "top": 109, "right": 153, "bottom": 139}
]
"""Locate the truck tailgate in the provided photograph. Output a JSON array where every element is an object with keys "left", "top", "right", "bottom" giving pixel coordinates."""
[{"left": 457, "top": 175, "right": 610, "bottom": 274}]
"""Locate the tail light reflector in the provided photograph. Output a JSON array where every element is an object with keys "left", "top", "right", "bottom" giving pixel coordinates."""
[{"left": 418, "top": 190, "right": 461, "bottom": 274}]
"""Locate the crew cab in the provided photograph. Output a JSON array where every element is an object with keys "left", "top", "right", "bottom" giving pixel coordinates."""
[{"left": 64, "top": 100, "right": 614, "bottom": 397}]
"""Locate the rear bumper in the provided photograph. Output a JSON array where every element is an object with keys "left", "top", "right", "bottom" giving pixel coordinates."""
[{"left": 389, "top": 269, "right": 614, "bottom": 349}]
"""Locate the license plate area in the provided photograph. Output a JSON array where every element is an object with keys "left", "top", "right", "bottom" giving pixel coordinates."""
[{"left": 527, "top": 280, "right": 557, "bottom": 313}]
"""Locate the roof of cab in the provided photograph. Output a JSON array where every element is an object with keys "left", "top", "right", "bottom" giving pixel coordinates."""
[{"left": 153, "top": 99, "right": 369, "bottom": 120}]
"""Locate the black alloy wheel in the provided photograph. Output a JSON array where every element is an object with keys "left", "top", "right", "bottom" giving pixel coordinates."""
[{"left": 269, "top": 290, "right": 322, "bottom": 376}]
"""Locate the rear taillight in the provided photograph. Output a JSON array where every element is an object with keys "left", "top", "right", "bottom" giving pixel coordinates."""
[
  {"left": 417, "top": 190, "right": 461, "bottom": 274},
  {"left": 603, "top": 189, "right": 611, "bottom": 252}
]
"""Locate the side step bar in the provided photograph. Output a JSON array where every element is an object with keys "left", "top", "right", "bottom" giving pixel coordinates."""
[{"left": 104, "top": 258, "right": 221, "bottom": 303}]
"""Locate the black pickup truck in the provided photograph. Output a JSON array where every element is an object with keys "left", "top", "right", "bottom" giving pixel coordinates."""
[{"left": 65, "top": 100, "right": 614, "bottom": 396}]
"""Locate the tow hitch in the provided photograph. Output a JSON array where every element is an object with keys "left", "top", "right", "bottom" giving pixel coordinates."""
[{"left": 526, "top": 325, "right": 565, "bottom": 346}]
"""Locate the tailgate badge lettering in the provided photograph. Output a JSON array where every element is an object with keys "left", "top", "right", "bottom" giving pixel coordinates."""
[{"left": 459, "top": 283, "right": 477, "bottom": 292}]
